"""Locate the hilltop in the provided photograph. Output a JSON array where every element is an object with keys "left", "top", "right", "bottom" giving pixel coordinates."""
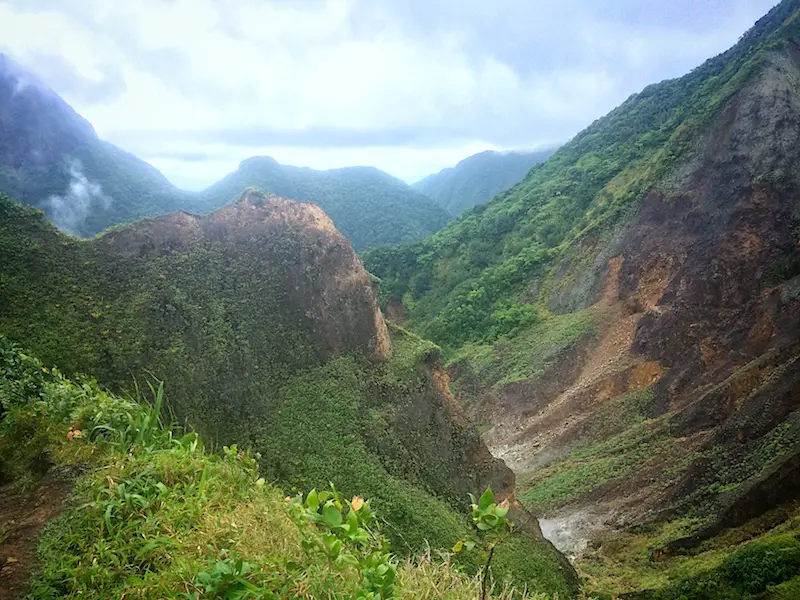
[
  {"left": 413, "top": 149, "right": 556, "bottom": 217},
  {"left": 198, "top": 157, "right": 452, "bottom": 251},
  {"left": 365, "top": 1, "right": 800, "bottom": 597},
  {"left": 0, "top": 190, "right": 577, "bottom": 597}
]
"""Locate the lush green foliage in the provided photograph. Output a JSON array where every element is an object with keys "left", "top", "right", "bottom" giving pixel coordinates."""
[
  {"left": 0, "top": 337, "right": 560, "bottom": 599},
  {"left": 450, "top": 310, "right": 599, "bottom": 391},
  {"left": 413, "top": 149, "right": 556, "bottom": 217},
  {"left": 0, "top": 197, "right": 576, "bottom": 596},
  {"left": 577, "top": 504, "right": 800, "bottom": 599},
  {"left": 363, "top": 0, "right": 800, "bottom": 355},
  {"left": 454, "top": 487, "right": 514, "bottom": 600},
  {"left": 198, "top": 157, "right": 452, "bottom": 251}
]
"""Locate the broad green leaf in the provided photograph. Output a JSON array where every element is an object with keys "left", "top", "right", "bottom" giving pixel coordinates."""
[
  {"left": 347, "top": 509, "right": 359, "bottom": 533},
  {"left": 306, "top": 489, "right": 319, "bottom": 511},
  {"left": 478, "top": 487, "right": 494, "bottom": 510},
  {"left": 323, "top": 503, "right": 342, "bottom": 528}
]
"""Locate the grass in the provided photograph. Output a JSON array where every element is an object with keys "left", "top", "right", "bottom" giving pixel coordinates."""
[
  {"left": 0, "top": 337, "right": 573, "bottom": 599},
  {"left": 517, "top": 390, "right": 675, "bottom": 513},
  {"left": 449, "top": 309, "right": 599, "bottom": 390},
  {"left": 577, "top": 505, "right": 800, "bottom": 600},
  {"left": 575, "top": 504, "right": 800, "bottom": 599}
]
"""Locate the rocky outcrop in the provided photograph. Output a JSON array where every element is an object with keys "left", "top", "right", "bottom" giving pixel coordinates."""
[{"left": 98, "top": 190, "right": 391, "bottom": 363}]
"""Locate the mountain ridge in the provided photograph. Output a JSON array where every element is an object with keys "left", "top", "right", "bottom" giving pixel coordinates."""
[
  {"left": 364, "top": 2, "right": 800, "bottom": 596},
  {"left": 413, "top": 148, "right": 557, "bottom": 216},
  {"left": 198, "top": 156, "right": 452, "bottom": 251},
  {"left": 0, "top": 57, "right": 451, "bottom": 250}
]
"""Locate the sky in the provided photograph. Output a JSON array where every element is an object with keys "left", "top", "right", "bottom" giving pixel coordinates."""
[{"left": 0, "top": 0, "right": 781, "bottom": 189}]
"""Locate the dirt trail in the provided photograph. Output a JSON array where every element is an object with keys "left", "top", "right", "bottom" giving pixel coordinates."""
[{"left": 0, "top": 480, "right": 70, "bottom": 599}]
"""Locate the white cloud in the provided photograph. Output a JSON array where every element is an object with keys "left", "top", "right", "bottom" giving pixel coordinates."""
[{"left": 0, "top": 0, "right": 780, "bottom": 186}]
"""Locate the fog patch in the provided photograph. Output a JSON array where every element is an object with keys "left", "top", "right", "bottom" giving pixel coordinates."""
[{"left": 47, "top": 160, "right": 112, "bottom": 235}]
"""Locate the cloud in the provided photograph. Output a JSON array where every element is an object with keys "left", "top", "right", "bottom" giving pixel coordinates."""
[
  {"left": 0, "top": 0, "right": 781, "bottom": 185},
  {"left": 47, "top": 159, "right": 112, "bottom": 235}
]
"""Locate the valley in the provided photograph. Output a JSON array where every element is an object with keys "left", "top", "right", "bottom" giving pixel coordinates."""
[{"left": 1, "top": 1, "right": 799, "bottom": 599}]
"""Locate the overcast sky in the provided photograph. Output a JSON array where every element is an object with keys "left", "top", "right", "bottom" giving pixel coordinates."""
[{"left": 0, "top": 0, "right": 780, "bottom": 189}]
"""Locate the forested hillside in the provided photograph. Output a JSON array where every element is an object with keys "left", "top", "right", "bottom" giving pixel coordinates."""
[
  {"left": 413, "top": 149, "right": 556, "bottom": 216},
  {"left": 199, "top": 157, "right": 452, "bottom": 251},
  {"left": 365, "top": 1, "right": 800, "bottom": 597},
  {"left": 0, "top": 54, "right": 192, "bottom": 236},
  {"left": 0, "top": 191, "right": 577, "bottom": 598}
]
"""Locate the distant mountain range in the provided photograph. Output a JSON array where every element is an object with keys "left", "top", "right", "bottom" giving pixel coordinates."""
[
  {"left": 413, "top": 148, "right": 556, "bottom": 216},
  {"left": 0, "top": 53, "right": 450, "bottom": 250},
  {"left": 198, "top": 157, "right": 451, "bottom": 251}
]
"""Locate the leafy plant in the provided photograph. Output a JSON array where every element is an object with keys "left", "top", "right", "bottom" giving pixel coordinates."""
[
  {"left": 288, "top": 484, "right": 397, "bottom": 599},
  {"left": 190, "top": 551, "right": 268, "bottom": 600},
  {"left": 453, "top": 487, "right": 513, "bottom": 600}
]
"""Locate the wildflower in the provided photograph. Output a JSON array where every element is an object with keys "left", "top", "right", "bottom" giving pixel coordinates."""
[{"left": 351, "top": 496, "right": 364, "bottom": 511}]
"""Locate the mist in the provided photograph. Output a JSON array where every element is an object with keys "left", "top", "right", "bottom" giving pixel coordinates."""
[{"left": 46, "top": 160, "right": 112, "bottom": 235}]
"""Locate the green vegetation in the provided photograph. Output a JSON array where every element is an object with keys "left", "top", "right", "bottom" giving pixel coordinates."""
[
  {"left": 413, "top": 149, "right": 556, "bottom": 217},
  {"left": 363, "top": 0, "right": 800, "bottom": 355},
  {"left": 454, "top": 487, "right": 514, "bottom": 600},
  {"left": 198, "top": 157, "right": 452, "bottom": 251},
  {"left": 518, "top": 395, "right": 675, "bottom": 513},
  {"left": 0, "top": 54, "right": 192, "bottom": 236},
  {"left": 0, "top": 195, "right": 577, "bottom": 596},
  {"left": 576, "top": 504, "right": 800, "bottom": 599},
  {"left": 1, "top": 337, "right": 561, "bottom": 599},
  {"left": 450, "top": 310, "right": 599, "bottom": 389}
]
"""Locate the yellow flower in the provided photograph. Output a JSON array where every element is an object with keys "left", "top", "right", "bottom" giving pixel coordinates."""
[{"left": 351, "top": 496, "right": 365, "bottom": 511}]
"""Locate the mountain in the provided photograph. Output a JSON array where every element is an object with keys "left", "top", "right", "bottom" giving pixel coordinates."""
[
  {"left": 0, "top": 57, "right": 451, "bottom": 249},
  {"left": 0, "top": 190, "right": 578, "bottom": 597},
  {"left": 0, "top": 53, "right": 192, "bottom": 236},
  {"left": 198, "top": 156, "right": 452, "bottom": 251},
  {"left": 365, "top": 1, "right": 800, "bottom": 597},
  {"left": 413, "top": 148, "right": 557, "bottom": 216}
]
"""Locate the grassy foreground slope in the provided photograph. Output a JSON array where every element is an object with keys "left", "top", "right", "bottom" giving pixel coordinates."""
[{"left": 0, "top": 337, "right": 563, "bottom": 599}]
